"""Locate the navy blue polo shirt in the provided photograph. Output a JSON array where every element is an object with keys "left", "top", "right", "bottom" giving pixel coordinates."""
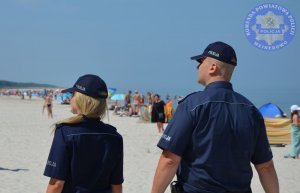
[
  {"left": 158, "top": 81, "right": 272, "bottom": 193},
  {"left": 44, "top": 117, "right": 123, "bottom": 193}
]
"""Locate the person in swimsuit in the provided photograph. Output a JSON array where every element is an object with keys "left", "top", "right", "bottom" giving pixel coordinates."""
[{"left": 43, "top": 93, "right": 53, "bottom": 118}]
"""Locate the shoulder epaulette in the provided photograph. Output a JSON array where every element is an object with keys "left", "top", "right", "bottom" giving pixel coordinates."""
[{"left": 178, "top": 91, "right": 199, "bottom": 104}]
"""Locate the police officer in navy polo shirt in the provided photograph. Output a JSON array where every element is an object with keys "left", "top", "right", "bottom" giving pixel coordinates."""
[
  {"left": 151, "top": 42, "right": 279, "bottom": 193},
  {"left": 44, "top": 74, "right": 123, "bottom": 193}
]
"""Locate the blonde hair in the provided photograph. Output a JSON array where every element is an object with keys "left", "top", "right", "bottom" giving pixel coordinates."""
[{"left": 58, "top": 92, "right": 107, "bottom": 125}]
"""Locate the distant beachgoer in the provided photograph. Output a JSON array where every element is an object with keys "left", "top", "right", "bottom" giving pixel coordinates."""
[
  {"left": 165, "top": 94, "right": 170, "bottom": 102},
  {"left": 124, "top": 90, "right": 131, "bottom": 108},
  {"left": 151, "top": 94, "right": 166, "bottom": 133},
  {"left": 138, "top": 94, "right": 145, "bottom": 115},
  {"left": 139, "top": 94, "right": 145, "bottom": 106},
  {"left": 147, "top": 92, "right": 153, "bottom": 106},
  {"left": 43, "top": 93, "right": 53, "bottom": 118},
  {"left": 147, "top": 92, "right": 153, "bottom": 114},
  {"left": 61, "top": 96, "right": 71, "bottom": 105},
  {"left": 21, "top": 92, "right": 25, "bottom": 100},
  {"left": 44, "top": 74, "right": 123, "bottom": 193},
  {"left": 286, "top": 105, "right": 300, "bottom": 159},
  {"left": 28, "top": 90, "right": 32, "bottom": 100},
  {"left": 133, "top": 90, "right": 141, "bottom": 115}
]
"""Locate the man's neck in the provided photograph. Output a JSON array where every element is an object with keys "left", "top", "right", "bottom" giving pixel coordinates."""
[{"left": 204, "top": 77, "right": 228, "bottom": 86}]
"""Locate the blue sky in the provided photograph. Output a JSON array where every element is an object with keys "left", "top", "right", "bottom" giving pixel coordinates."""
[{"left": 0, "top": 0, "right": 299, "bottom": 101}]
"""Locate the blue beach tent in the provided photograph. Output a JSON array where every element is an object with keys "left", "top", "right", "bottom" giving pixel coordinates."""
[
  {"left": 56, "top": 93, "right": 72, "bottom": 104},
  {"left": 258, "top": 103, "right": 284, "bottom": 118}
]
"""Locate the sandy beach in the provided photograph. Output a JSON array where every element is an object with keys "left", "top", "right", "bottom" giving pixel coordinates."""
[{"left": 0, "top": 96, "right": 299, "bottom": 193}]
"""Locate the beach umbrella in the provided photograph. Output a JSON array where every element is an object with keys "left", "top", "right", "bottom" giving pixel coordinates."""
[
  {"left": 108, "top": 88, "right": 117, "bottom": 97},
  {"left": 111, "top": 93, "right": 125, "bottom": 101},
  {"left": 259, "top": 103, "right": 284, "bottom": 118}
]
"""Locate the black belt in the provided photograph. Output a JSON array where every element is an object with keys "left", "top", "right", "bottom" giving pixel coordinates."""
[
  {"left": 227, "top": 189, "right": 252, "bottom": 193},
  {"left": 170, "top": 181, "right": 252, "bottom": 193}
]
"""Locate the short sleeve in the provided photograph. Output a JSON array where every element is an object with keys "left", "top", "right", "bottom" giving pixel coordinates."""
[
  {"left": 110, "top": 138, "right": 124, "bottom": 185},
  {"left": 44, "top": 128, "right": 70, "bottom": 180},
  {"left": 157, "top": 101, "right": 193, "bottom": 156},
  {"left": 251, "top": 115, "right": 273, "bottom": 165}
]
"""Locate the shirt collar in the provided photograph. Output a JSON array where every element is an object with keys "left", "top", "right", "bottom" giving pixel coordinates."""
[
  {"left": 81, "top": 115, "right": 101, "bottom": 122},
  {"left": 204, "top": 81, "right": 233, "bottom": 91}
]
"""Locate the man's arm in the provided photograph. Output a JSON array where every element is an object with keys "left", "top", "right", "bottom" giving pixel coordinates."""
[
  {"left": 46, "top": 178, "right": 65, "bottom": 193},
  {"left": 112, "top": 184, "right": 122, "bottom": 193},
  {"left": 151, "top": 150, "right": 181, "bottom": 193},
  {"left": 254, "top": 160, "right": 279, "bottom": 193}
]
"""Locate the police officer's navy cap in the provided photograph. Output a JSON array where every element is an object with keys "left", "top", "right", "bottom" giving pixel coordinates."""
[
  {"left": 62, "top": 74, "right": 108, "bottom": 99},
  {"left": 191, "top": 41, "right": 237, "bottom": 66}
]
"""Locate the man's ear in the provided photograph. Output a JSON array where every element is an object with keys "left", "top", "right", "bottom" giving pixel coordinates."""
[{"left": 208, "top": 63, "right": 218, "bottom": 75}]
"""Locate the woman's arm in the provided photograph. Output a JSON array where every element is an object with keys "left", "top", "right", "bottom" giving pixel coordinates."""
[{"left": 46, "top": 178, "right": 65, "bottom": 193}]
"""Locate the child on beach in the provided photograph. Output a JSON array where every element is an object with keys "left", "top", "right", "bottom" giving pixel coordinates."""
[{"left": 44, "top": 74, "right": 124, "bottom": 193}]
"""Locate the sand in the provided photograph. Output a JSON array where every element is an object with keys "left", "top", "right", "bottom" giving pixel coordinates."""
[{"left": 0, "top": 96, "right": 299, "bottom": 193}]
